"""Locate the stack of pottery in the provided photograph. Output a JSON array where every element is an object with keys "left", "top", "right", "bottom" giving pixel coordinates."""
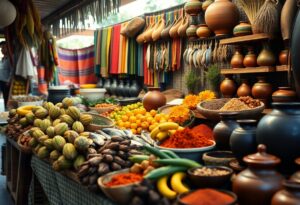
[
  {"left": 251, "top": 76, "right": 273, "bottom": 105},
  {"left": 272, "top": 87, "right": 297, "bottom": 102},
  {"left": 184, "top": 0, "right": 202, "bottom": 16},
  {"left": 257, "top": 45, "right": 276, "bottom": 66},
  {"left": 231, "top": 46, "right": 244, "bottom": 68},
  {"left": 196, "top": 24, "right": 212, "bottom": 38},
  {"left": 202, "top": 0, "right": 214, "bottom": 11},
  {"left": 237, "top": 79, "right": 251, "bottom": 97},
  {"left": 186, "top": 24, "right": 198, "bottom": 40},
  {"left": 243, "top": 46, "right": 257, "bottom": 67},
  {"left": 220, "top": 76, "right": 237, "bottom": 98},
  {"left": 233, "top": 21, "right": 252, "bottom": 36}
]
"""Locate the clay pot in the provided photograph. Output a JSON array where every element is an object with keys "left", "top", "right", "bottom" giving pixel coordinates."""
[
  {"left": 233, "top": 21, "right": 252, "bottom": 36},
  {"left": 231, "top": 46, "right": 244, "bottom": 68},
  {"left": 152, "top": 19, "right": 165, "bottom": 41},
  {"left": 257, "top": 45, "right": 276, "bottom": 66},
  {"left": 272, "top": 87, "right": 297, "bottom": 103},
  {"left": 237, "top": 79, "right": 251, "bottom": 97},
  {"left": 103, "top": 78, "right": 111, "bottom": 95},
  {"left": 196, "top": 24, "right": 212, "bottom": 38},
  {"left": 128, "top": 80, "right": 141, "bottom": 97},
  {"left": 161, "top": 20, "right": 173, "bottom": 39},
  {"left": 202, "top": 0, "right": 214, "bottom": 11},
  {"left": 169, "top": 17, "right": 183, "bottom": 38},
  {"left": 186, "top": 24, "right": 198, "bottom": 40},
  {"left": 281, "top": 0, "right": 298, "bottom": 41},
  {"left": 213, "top": 112, "right": 239, "bottom": 150},
  {"left": 142, "top": 87, "right": 167, "bottom": 111},
  {"left": 110, "top": 78, "right": 118, "bottom": 96},
  {"left": 279, "top": 49, "right": 289, "bottom": 65},
  {"left": 256, "top": 102, "right": 300, "bottom": 174},
  {"left": 243, "top": 46, "right": 257, "bottom": 67},
  {"left": 252, "top": 76, "right": 273, "bottom": 105},
  {"left": 178, "top": 16, "right": 189, "bottom": 37},
  {"left": 233, "top": 144, "right": 284, "bottom": 205},
  {"left": 230, "top": 119, "right": 258, "bottom": 164},
  {"left": 272, "top": 180, "right": 300, "bottom": 205},
  {"left": 184, "top": 0, "right": 202, "bottom": 16},
  {"left": 205, "top": 0, "right": 239, "bottom": 36},
  {"left": 291, "top": 10, "right": 300, "bottom": 97},
  {"left": 220, "top": 77, "right": 237, "bottom": 98}
]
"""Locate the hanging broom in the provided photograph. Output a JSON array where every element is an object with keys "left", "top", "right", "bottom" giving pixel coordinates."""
[{"left": 253, "top": 0, "right": 281, "bottom": 35}]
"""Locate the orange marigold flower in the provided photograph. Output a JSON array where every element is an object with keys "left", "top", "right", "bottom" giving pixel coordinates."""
[
  {"left": 183, "top": 95, "right": 201, "bottom": 110},
  {"left": 199, "top": 90, "right": 216, "bottom": 101}
]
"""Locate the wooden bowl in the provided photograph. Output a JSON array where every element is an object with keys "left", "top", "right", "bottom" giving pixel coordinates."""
[
  {"left": 196, "top": 98, "right": 265, "bottom": 121},
  {"left": 89, "top": 104, "right": 119, "bottom": 114}
]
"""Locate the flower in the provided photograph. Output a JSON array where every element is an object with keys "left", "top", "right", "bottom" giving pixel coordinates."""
[
  {"left": 183, "top": 95, "right": 201, "bottom": 110},
  {"left": 169, "top": 105, "right": 190, "bottom": 125},
  {"left": 199, "top": 90, "right": 216, "bottom": 101}
]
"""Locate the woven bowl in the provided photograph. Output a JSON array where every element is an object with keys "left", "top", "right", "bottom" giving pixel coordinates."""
[
  {"left": 158, "top": 105, "right": 195, "bottom": 127},
  {"left": 196, "top": 98, "right": 265, "bottom": 121},
  {"left": 84, "top": 112, "right": 115, "bottom": 131}
]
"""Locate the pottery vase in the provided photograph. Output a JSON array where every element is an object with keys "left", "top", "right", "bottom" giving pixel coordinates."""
[
  {"left": 169, "top": 17, "right": 183, "bottom": 38},
  {"left": 231, "top": 46, "right": 244, "bottom": 68},
  {"left": 205, "top": 0, "right": 239, "bottom": 36},
  {"left": 233, "top": 21, "right": 252, "bottom": 36},
  {"left": 281, "top": 0, "right": 298, "bottom": 41},
  {"left": 129, "top": 80, "right": 141, "bottom": 97},
  {"left": 152, "top": 19, "right": 165, "bottom": 41},
  {"left": 243, "top": 46, "right": 257, "bottom": 67},
  {"left": 184, "top": 0, "right": 202, "bottom": 16},
  {"left": 143, "top": 23, "right": 155, "bottom": 43},
  {"left": 279, "top": 49, "right": 289, "bottom": 65},
  {"left": 196, "top": 24, "right": 212, "bottom": 38},
  {"left": 237, "top": 79, "right": 251, "bottom": 97},
  {"left": 178, "top": 16, "right": 189, "bottom": 37},
  {"left": 251, "top": 76, "right": 273, "bottom": 105},
  {"left": 186, "top": 24, "right": 198, "bottom": 40},
  {"left": 291, "top": 10, "right": 300, "bottom": 97},
  {"left": 257, "top": 45, "right": 276, "bottom": 66},
  {"left": 271, "top": 180, "right": 300, "bottom": 205},
  {"left": 161, "top": 20, "right": 173, "bottom": 39},
  {"left": 230, "top": 119, "right": 258, "bottom": 164},
  {"left": 256, "top": 102, "right": 300, "bottom": 174},
  {"left": 213, "top": 112, "right": 239, "bottom": 150},
  {"left": 202, "top": 0, "right": 214, "bottom": 11},
  {"left": 220, "top": 77, "right": 237, "bottom": 98},
  {"left": 233, "top": 144, "right": 284, "bottom": 205},
  {"left": 272, "top": 87, "right": 297, "bottom": 102},
  {"left": 103, "top": 78, "right": 112, "bottom": 95},
  {"left": 142, "top": 87, "right": 167, "bottom": 111},
  {"left": 123, "top": 79, "right": 131, "bottom": 97}
]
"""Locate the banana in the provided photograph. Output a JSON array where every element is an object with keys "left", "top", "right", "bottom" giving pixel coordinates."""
[
  {"left": 168, "top": 129, "right": 177, "bottom": 136},
  {"left": 17, "top": 105, "right": 35, "bottom": 116},
  {"left": 156, "top": 131, "right": 169, "bottom": 141},
  {"left": 150, "top": 126, "right": 160, "bottom": 139},
  {"left": 170, "top": 172, "right": 189, "bottom": 194},
  {"left": 157, "top": 176, "right": 177, "bottom": 199},
  {"left": 178, "top": 126, "right": 185, "bottom": 131},
  {"left": 159, "top": 122, "right": 179, "bottom": 131}
]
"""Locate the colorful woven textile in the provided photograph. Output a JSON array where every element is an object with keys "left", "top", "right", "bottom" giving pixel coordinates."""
[{"left": 57, "top": 45, "right": 97, "bottom": 85}]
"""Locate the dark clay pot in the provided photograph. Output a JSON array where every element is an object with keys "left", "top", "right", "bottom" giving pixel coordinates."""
[
  {"left": 230, "top": 119, "right": 258, "bottom": 164},
  {"left": 279, "top": 49, "right": 289, "bottom": 65},
  {"left": 272, "top": 87, "right": 297, "bottom": 102},
  {"left": 129, "top": 80, "right": 141, "bottom": 97},
  {"left": 123, "top": 79, "right": 131, "bottom": 97},
  {"left": 233, "top": 144, "right": 284, "bottom": 205},
  {"left": 103, "top": 78, "right": 112, "bottom": 95},
  {"left": 142, "top": 87, "right": 166, "bottom": 111},
  {"left": 291, "top": 10, "right": 300, "bottom": 98},
  {"left": 272, "top": 180, "right": 300, "bottom": 205},
  {"left": 256, "top": 102, "right": 300, "bottom": 174},
  {"left": 117, "top": 79, "right": 125, "bottom": 97},
  {"left": 213, "top": 112, "right": 239, "bottom": 150}
]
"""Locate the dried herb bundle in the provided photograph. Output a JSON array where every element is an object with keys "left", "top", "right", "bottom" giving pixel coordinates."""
[{"left": 236, "top": 0, "right": 265, "bottom": 24}]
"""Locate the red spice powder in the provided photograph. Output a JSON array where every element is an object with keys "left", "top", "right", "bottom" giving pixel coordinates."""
[
  {"left": 105, "top": 173, "right": 143, "bottom": 187},
  {"left": 181, "top": 189, "right": 235, "bottom": 205},
  {"left": 191, "top": 124, "right": 213, "bottom": 140},
  {"left": 160, "top": 126, "right": 213, "bottom": 149}
]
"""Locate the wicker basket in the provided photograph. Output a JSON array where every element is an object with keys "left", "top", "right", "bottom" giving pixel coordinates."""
[
  {"left": 17, "top": 135, "right": 32, "bottom": 154},
  {"left": 84, "top": 112, "right": 115, "bottom": 132}
]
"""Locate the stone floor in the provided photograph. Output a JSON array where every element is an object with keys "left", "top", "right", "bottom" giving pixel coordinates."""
[{"left": 0, "top": 132, "right": 14, "bottom": 205}]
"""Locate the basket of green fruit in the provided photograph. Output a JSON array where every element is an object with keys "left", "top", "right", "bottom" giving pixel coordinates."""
[{"left": 85, "top": 112, "right": 115, "bottom": 131}]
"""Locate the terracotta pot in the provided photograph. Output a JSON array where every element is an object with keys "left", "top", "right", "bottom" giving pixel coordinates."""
[
  {"left": 186, "top": 24, "right": 198, "bottom": 40},
  {"left": 184, "top": 0, "right": 202, "bottom": 16},
  {"left": 233, "top": 144, "right": 284, "bottom": 205},
  {"left": 169, "top": 17, "right": 183, "bottom": 38},
  {"left": 237, "top": 79, "right": 251, "bottom": 97},
  {"left": 233, "top": 21, "right": 252, "bottom": 37},
  {"left": 272, "top": 87, "right": 297, "bottom": 103},
  {"left": 213, "top": 112, "right": 239, "bottom": 150},
  {"left": 251, "top": 76, "right": 273, "bottom": 105},
  {"left": 243, "top": 46, "right": 257, "bottom": 67},
  {"left": 257, "top": 45, "right": 276, "bottom": 66},
  {"left": 281, "top": 0, "right": 298, "bottom": 41},
  {"left": 220, "top": 77, "right": 237, "bottom": 98},
  {"left": 205, "top": 0, "right": 239, "bottom": 36},
  {"left": 291, "top": 10, "right": 300, "bottom": 97},
  {"left": 230, "top": 119, "right": 258, "bottom": 164},
  {"left": 202, "top": 0, "right": 214, "bottom": 11},
  {"left": 178, "top": 16, "right": 189, "bottom": 37},
  {"left": 142, "top": 87, "right": 167, "bottom": 111},
  {"left": 279, "top": 49, "right": 289, "bottom": 65},
  {"left": 231, "top": 46, "right": 244, "bottom": 68},
  {"left": 152, "top": 19, "right": 165, "bottom": 41},
  {"left": 196, "top": 24, "right": 212, "bottom": 38},
  {"left": 161, "top": 20, "right": 173, "bottom": 39},
  {"left": 272, "top": 180, "right": 300, "bottom": 205},
  {"left": 256, "top": 102, "right": 300, "bottom": 174}
]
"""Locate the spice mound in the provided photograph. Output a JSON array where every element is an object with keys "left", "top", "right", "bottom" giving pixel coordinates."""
[
  {"left": 105, "top": 173, "right": 143, "bottom": 187},
  {"left": 181, "top": 188, "right": 235, "bottom": 205},
  {"left": 220, "top": 97, "right": 261, "bottom": 111},
  {"left": 193, "top": 167, "right": 230, "bottom": 177},
  {"left": 160, "top": 124, "right": 213, "bottom": 149}
]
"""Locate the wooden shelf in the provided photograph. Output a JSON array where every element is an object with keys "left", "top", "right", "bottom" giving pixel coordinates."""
[
  {"left": 219, "top": 33, "right": 273, "bottom": 45},
  {"left": 221, "top": 66, "right": 276, "bottom": 74},
  {"left": 276, "top": 65, "right": 289, "bottom": 72}
]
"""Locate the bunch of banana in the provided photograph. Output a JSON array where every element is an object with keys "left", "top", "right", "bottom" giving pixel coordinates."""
[
  {"left": 150, "top": 122, "right": 183, "bottom": 141},
  {"left": 16, "top": 105, "right": 35, "bottom": 116},
  {"left": 157, "top": 172, "right": 189, "bottom": 199}
]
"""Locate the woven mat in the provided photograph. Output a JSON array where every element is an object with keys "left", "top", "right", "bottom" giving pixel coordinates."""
[{"left": 29, "top": 156, "right": 116, "bottom": 205}]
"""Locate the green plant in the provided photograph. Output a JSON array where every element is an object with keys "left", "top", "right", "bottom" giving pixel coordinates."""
[
  {"left": 206, "top": 64, "right": 221, "bottom": 89},
  {"left": 185, "top": 69, "right": 200, "bottom": 94}
]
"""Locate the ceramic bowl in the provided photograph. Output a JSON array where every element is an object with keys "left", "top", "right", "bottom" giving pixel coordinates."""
[
  {"left": 155, "top": 141, "right": 216, "bottom": 162},
  {"left": 79, "top": 88, "right": 106, "bottom": 101},
  {"left": 187, "top": 166, "right": 233, "bottom": 188},
  {"left": 202, "top": 151, "right": 236, "bottom": 166},
  {"left": 83, "top": 112, "right": 115, "bottom": 131},
  {"left": 117, "top": 97, "right": 141, "bottom": 106},
  {"left": 178, "top": 189, "right": 237, "bottom": 205},
  {"left": 197, "top": 98, "right": 265, "bottom": 121},
  {"left": 97, "top": 169, "right": 141, "bottom": 204}
]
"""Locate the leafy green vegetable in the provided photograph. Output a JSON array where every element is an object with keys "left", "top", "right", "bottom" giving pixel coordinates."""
[{"left": 78, "top": 95, "right": 118, "bottom": 107}]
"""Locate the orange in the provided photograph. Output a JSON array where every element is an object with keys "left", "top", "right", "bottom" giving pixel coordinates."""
[
  {"left": 129, "top": 116, "right": 137, "bottom": 123},
  {"left": 119, "top": 127, "right": 126, "bottom": 130},
  {"left": 121, "top": 115, "right": 129, "bottom": 122},
  {"left": 131, "top": 129, "right": 137, "bottom": 134},
  {"left": 124, "top": 121, "right": 131, "bottom": 129},
  {"left": 130, "top": 123, "right": 138, "bottom": 129},
  {"left": 126, "top": 112, "right": 133, "bottom": 117},
  {"left": 136, "top": 114, "right": 143, "bottom": 120},
  {"left": 117, "top": 121, "right": 124, "bottom": 127},
  {"left": 136, "top": 120, "right": 142, "bottom": 127},
  {"left": 146, "top": 116, "right": 153, "bottom": 123},
  {"left": 140, "top": 108, "right": 147, "bottom": 115},
  {"left": 150, "top": 109, "right": 157, "bottom": 116},
  {"left": 133, "top": 109, "right": 140, "bottom": 115},
  {"left": 154, "top": 114, "right": 162, "bottom": 122},
  {"left": 137, "top": 127, "right": 142, "bottom": 134},
  {"left": 141, "top": 121, "right": 149, "bottom": 129}
]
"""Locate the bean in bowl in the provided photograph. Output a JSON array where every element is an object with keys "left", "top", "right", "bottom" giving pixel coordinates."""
[{"left": 193, "top": 167, "right": 230, "bottom": 177}]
